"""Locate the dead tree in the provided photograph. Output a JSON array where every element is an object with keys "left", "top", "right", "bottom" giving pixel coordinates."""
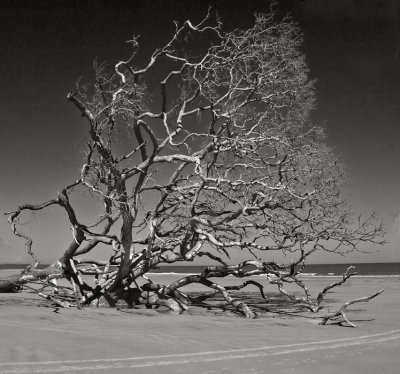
[{"left": 3, "top": 8, "right": 384, "bottom": 319}]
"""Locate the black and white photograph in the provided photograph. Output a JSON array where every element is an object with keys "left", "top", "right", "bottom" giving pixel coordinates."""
[{"left": 0, "top": 1, "right": 399, "bottom": 373}]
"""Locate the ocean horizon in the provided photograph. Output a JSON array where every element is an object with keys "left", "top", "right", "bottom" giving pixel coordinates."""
[{"left": 1, "top": 262, "right": 399, "bottom": 276}]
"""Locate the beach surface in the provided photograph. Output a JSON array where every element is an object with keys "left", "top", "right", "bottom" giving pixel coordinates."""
[{"left": 0, "top": 271, "right": 399, "bottom": 374}]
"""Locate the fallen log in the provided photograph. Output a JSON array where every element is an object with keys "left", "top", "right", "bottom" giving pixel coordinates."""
[{"left": 0, "top": 263, "right": 63, "bottom": 293}]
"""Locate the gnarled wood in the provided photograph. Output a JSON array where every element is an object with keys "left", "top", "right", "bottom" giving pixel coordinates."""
[
  {"left": 3, "top": 6, "right": 384, "bottom": 324},
  {"left": 320, "top": 289, "right": 384, "bottom": 327}
]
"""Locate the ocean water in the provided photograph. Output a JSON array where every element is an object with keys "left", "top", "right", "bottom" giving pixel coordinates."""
[
  {"left": 151, "top": 263, "right": 400, "bottom": 276},
  {"left": 301, "top": 263, "right": 399, "bottom": 276},
  {"left": 1, "top": 262, "right": 399, "bottom": 276}
]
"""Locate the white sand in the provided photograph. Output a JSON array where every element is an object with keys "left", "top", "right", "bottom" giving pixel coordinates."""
[{"left": 0, "top": 272, "right": 399, "bottom": 373}]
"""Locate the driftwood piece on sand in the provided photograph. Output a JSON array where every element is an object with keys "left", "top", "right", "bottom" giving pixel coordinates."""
[{"left": 320, "top": 289, "right": 384, "bottom": 327}]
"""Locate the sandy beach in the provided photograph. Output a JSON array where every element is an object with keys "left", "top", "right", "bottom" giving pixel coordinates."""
[{"left": 0, "top": 272, "right": 399, "bottom": 374}]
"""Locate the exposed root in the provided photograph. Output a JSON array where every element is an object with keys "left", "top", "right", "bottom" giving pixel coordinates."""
[
  {"left": 1, "top": 259, "right": 384, "bottom": 327},
  {"left": 140, "top": 291, "right": 184, "bottom": 313},
  {"left": 198, "top": 279, "right": 254, "bottom": 318},
  {"left": 224, "top": 280, "right": 266, "bottom": 300}
]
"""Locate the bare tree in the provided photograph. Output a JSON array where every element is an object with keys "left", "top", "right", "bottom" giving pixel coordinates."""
[{"left": 2, "top": 8, "right": 384, "bottom": 319}]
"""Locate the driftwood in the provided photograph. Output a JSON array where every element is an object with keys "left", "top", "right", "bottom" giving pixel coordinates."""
[
  {"left": 320, "top": 289, "right": 384, "bottom": 327},
  {"left": 2, "top": 6, "right": 384, "bottom": 323},
  {"left": 314, "top": 266, "right": 357, "bottom": 312},
  {"left": 0, "top": 263, "right": 63, "bottom": 293},
  {"left": 0, "top": 262, "right": 385, "bottom": 325},
  {"left": 0, "top": 274, "right": 24, "bottom": 293}
]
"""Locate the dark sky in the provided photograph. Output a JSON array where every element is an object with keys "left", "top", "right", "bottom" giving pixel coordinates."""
[{"left": 0, "top": 0, "right": 399, "bottom": 264}]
